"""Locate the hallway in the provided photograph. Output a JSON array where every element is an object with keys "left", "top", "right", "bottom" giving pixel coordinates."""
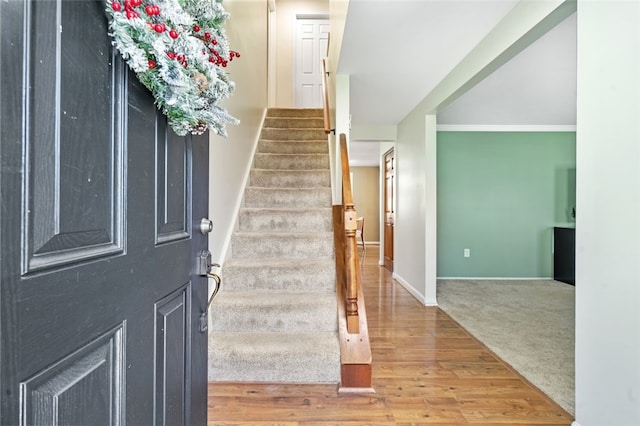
[{"left": 208, "top": 246, "right": 573, "bottom": 424}]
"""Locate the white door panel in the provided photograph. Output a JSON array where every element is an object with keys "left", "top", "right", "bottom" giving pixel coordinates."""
[{"left": 295, "top": 18, "right": 329, "bottom": 108}]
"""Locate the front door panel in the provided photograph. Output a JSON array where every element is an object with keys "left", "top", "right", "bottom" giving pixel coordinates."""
[{"left": 0, "top": 1, "right": 208, "bottom": 424}]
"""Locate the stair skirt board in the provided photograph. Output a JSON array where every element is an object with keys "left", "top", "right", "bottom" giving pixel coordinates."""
[{"left": 210, "top": 108, "right": 340, "bottom": 384}]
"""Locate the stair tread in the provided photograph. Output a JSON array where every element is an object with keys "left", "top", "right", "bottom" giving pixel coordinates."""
[
  {"left": 251, "top": 168, "right": 329, "bottom": 173},
  {"left": 216, "top": 291, "right": 335, "bottom": 301},
  {"left": 245, "top": 185, "right": 331, "bottom": 189},
  {"left": 210, "top": 331, "right": 339, "bottom": 349},
  {"left": 259, "top": 139, "right": 328, "bottom": 142},
  {"left": 240, "top": 207, "right": 332, "bottom": 212},
  {"left": 263, "top": 125, "right": 324, "bottom": 131},
  {"left": 256, "top": 152, "right": 329, "bottom": 157},
  {"left": 224, "top": 257, "right": 334, "bottom": 266},
  {"left": 233, "top": 231, "right": 333, "bottom": 237}
]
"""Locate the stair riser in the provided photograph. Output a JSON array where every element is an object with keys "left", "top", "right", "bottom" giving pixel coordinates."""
[
  {"left": 261, "top": 128, "right": 328, "bottom": 140},
  {"left": 249, "top": 170, "right": 331, "bottom": 188},
  {"left": 238, "top": 209, "right": 333, "bottom": 233},
  {"left": 211, "top": 299, "right": 337, "bottom": 333},
  {"left": 266, "top": 108, "right": 323, "bottom": 118},
  {"left": 232, "top": 233, "right": 334, "bottom": 259},
  {"left": 254, "top": 154, "right": 329, "bottom": 170},
  {"left": 222, "top": 262, "right": 335, "bottom": 292},
  {"left": 244, "top": 187, "right": 332, "bottom": 208},
  {"left": 263, "top": 117, "right": 324, "bottom": 128},
  {"left": 258, "top": 140, "right": 328, "bottom": 154},
  {"left": 208, "top": 361, "right": 339, "bottom": 383},
  {"left": 208, "top": 333, "right": 340, "bottom": 383}
]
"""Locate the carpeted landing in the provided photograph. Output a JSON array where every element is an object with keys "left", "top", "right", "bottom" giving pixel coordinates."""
[
  {"left": 208, "top": 108, "right": 340, "bottom": 383},
  {"left": 437, "top": 279, "right": 575, "bottom": 415}
]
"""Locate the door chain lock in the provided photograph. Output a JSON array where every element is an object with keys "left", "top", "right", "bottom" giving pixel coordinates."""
[{"left": 198, "top": 250, "right": 221, "bottom": 333}]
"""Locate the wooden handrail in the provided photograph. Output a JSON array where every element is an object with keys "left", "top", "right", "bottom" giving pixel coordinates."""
[{"left": 321, "top": 58, "right": 331, "bottom": 135}]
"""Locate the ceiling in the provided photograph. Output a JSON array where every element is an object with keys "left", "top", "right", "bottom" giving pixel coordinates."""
[{"left": 338, "top": 1, "right": 577, "bottom": 166}]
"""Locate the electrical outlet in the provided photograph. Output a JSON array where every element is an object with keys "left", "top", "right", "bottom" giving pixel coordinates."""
[{"left": 463, "top": 248, "right": 470, "bottom": 258}]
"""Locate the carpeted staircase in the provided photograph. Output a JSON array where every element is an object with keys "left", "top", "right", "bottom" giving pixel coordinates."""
[{"left": 208, "top": 108, "right": 340, "bottom": 383}]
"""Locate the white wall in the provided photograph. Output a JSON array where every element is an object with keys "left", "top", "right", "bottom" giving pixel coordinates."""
[
  {"left": 209, "top": 0, "right": 268, "bottom": 264},
  {"left": 328, "top": 0, "right": 348, "bottom": 129},
  {"left": 351, "top": 124, "right": 397, "bottom": 142},
  {"left": 328, "top": 0, "right": 348, "bottom": 72},
  {"left": 574, "top": 3, "right": 640, "bottom": 425},
  {"left": 393, "top": 109, "right": 428, "bottom": 303}
]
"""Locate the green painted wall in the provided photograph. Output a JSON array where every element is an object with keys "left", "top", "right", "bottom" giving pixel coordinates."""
[{"left": 437, "top": 132, "right": 576, "bottom": 278}]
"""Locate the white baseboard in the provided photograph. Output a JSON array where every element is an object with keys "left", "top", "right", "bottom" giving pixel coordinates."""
[
  {"left": 424, "top": 297, "right": 438, "bottom": 307},
  {"left": 392, "top": 273, "right": 435, "bottom": 306},
  {"left": 571, "top": 422, "right": 581, "bottom": 426},
  {"left": 437, "top": 276, "right": 553, "bottom": 280}
]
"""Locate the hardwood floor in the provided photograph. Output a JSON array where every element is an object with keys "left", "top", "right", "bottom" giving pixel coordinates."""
[{"left": 208, "top": 246, "right": 573, "bottom": 425}]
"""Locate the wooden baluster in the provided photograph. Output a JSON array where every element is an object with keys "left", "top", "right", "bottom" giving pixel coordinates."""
[{"left": 332, "top": 202, "right": 346, "bottom": 295}]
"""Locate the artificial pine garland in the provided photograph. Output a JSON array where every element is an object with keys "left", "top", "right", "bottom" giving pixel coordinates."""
[{"left": 107, "top": 0, "right": 239, "bottom": 136}]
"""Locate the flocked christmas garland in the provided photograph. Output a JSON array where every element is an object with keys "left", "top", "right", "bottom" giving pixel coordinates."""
[{"left": 107, "top": 0, "right": 239, "bottom": 136}]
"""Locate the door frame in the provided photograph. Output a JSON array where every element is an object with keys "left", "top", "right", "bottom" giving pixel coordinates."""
[
  {"left": 378, "top": 148, "right": 397, "bottom": 272},
  {"left": 267, "top": 0, "right": 276, "bottom": 107},
  {"left": 381, "top": 147, "right": 395, "bottom": 269}
]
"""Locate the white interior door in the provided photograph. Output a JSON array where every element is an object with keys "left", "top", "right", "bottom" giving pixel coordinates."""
[{"left": 295, "top": 17, "right": 329, "bottom": 108}]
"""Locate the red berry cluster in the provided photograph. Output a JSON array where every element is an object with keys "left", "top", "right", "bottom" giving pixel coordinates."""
[
  {"left": 110, "top": 0, "right": 144, "bottom": 19},
  {"left": 111, "top": 0, "right": 179, "bottom": 41},
  {"left": 144, "top": 4, "right": 159, "bottom": 15},
  {"left": 166, "top": 51, "right": 189, "bottom": 68},
  {"left": 192, "top": 26, "right": 240, "bottom": 68}
]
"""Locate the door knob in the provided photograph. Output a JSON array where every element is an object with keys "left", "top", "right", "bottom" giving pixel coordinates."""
[{"left": 199, "top": 218, "right": 213, "bottom": 235}]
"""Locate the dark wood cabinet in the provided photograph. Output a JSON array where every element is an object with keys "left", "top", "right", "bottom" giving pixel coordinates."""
[{"left": 554, "top": 227, "right": 575, "bottom": 285}]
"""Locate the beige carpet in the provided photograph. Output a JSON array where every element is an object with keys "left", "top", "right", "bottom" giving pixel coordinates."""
[
  {"left": 437, "top": 279, "right": 575, "bottom": 415},
  {"left": 208, "top": 108, "right": 340, "bottom": 383}
]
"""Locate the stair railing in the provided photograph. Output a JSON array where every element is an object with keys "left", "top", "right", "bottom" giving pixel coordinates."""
[
  {"left": 332, "top": 133, "right": 373, "bottom": 391},
  {"left": 322, "top": 58, "right": 359, "bottom": 333},
  {"left": 321, "top": 58, "right": 332, "bottom": 135},
  {"left": 323, "top": 55, "right": 372, "bottom": 391}
]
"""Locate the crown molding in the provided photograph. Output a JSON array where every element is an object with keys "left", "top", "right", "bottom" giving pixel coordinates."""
[{"left": 436, "top": 124, "right": 576, "bottom": 132}]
